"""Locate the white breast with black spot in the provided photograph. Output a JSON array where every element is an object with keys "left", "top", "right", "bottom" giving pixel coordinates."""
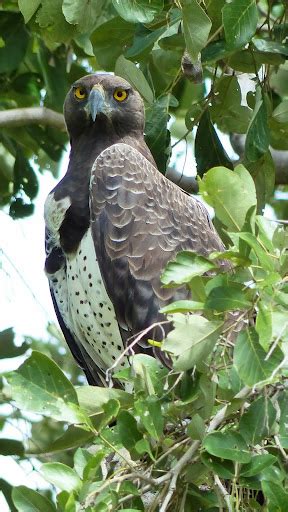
[
  {"left": 45, "top": 193, "right": 128, "bottom": 374},
  {"left": 64, "top": 227, "right": 128, "bottom": 373}
]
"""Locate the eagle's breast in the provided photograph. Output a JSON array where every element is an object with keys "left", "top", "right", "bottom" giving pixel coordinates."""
[
  {"left": 64, "top": 227, "right": 125, "bottom": 372},
  {"left": 44, "top": 192, "right": 127, "bottom": 374}
]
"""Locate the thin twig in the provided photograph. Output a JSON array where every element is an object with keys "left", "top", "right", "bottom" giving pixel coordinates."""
[
  {"left": 214, "top": 475, "right": 233, "bottom": 512},
  {"left": 105, "top": 320, "right": 170, "bottom": 383},
  {"left": 85, "top": 471, "right": 158, "bottom": 508},
  {"left": 155, "top": 437, "right": 189, "bottom": 466},
  {"left": 274, "top": 436, "right": 288, "bottom": 463},
  {"left": 265, "top": 321, "right": 288, "bottom": 360},
  {"left": 159, "top": 440, "right": 200, "bottom": 512}
]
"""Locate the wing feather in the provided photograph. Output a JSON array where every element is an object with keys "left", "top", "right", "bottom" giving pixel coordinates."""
[{"left": 90, "top": 143, "right": 226, "bottom": 351}]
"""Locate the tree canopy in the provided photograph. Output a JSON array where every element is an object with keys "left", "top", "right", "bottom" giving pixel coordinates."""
[{"left": 0, "top": 1, "right": 288, "bottom": 511}]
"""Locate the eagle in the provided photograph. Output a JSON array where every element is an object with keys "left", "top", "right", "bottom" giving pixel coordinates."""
[{"left": 44, "top": 74, "right": 226, "bottom": 387}]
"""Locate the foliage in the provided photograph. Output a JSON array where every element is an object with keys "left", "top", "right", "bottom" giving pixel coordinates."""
[
  {"left": 2, "top": 165, "right": 288, "bottom": 511},
  {"left": 0, "top": 0, "right": 287, "bottom": 217},
  {"left": 1, "top": 0, "right": 288, "bottom": 510}
]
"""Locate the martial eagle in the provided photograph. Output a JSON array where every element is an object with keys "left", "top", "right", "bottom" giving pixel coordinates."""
[{"left": 44, "top": 74, "right": 225, "bottom": 387}]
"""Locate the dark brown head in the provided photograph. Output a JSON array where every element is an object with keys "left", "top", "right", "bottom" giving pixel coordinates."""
[{"left": 64, "top": 74, "right": 145, "bottom": 140}]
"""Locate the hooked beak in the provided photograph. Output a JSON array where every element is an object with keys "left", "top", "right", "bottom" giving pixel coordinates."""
[{"left": 87, "top": 85, "right": 106, "bottom": 121}]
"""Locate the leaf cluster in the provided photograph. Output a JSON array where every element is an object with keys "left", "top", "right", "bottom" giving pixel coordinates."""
[
  {"left": 1, "top": 164, "right": 288, "bottom": 511},
  {"left": 0, "top": 0, "right": 287, "bottom": 216}
]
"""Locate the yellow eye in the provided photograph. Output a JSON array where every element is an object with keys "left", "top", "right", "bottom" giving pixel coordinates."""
[
  {"left": 113, "top": 88, "right": 128, "bottom": 102},
  {"left": 74, "top": 86, "right": 86, "bottom": 100}
]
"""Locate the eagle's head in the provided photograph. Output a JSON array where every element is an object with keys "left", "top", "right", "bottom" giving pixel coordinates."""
[{"left": 64, "top": 74, "right": 145, "bottom": 139}]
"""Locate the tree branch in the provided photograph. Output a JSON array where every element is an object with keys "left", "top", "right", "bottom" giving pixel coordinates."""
[
  {"left": 0, "top": 107, "right": 66, "bottom": 131},
  {"left": 230, "top": 133, "right": 288, "bottom": 186}
]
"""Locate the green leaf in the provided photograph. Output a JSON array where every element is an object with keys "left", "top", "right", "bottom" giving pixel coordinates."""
[
  {"left": 240, "top": 454, "right": 277, "bottom": 477},
  {"left": 187, "top": 414, "right": 205, "bottom": 440},
  {"left": 38, "top": 44, "right": 69, "bottom": 112},
  {"left": 13, "top": 146, "right": 39, "bottom": 200},
  {"left": 126, "top": 24, "right": 167, "bottom": 59},
  {"left": 234, "top": 328, "right": 284, "bottom": 386},
  {"left": 201, "top": 453, "right": 235, "bottom": 479},
  {"left": 0, "top": 12, "right": 29, "bottom": 73},
  {"left": 205, "top": 285, "right": 251, "bottom": 311},
  {"left": 261, "top": 481, "right": 288, "bottom": 511},
  {"left": 135, "top": 438, "right": 155, "bottom": 461},
  {"left": 76, "top": 386, "right": 132, "bottom": 416},
  {"left": 41, "top": 463, "right": 81, "bottom": 492},
  {"left": 91, "top": 17, "right": 135, "bottom": 70},
  {"left": 182, "top": 0, "right": 212, "bottom": 63},
  {"left": 199, "top": 164, "right": 257, "bottom": 231},
  {"left": 185, "top": 103, "right": 205, "bottom": 130},
  {"left": 97, "top": 399, "right": 120, "bottom": 432},
  {"left": 195, "top": 110, "right": 232, "bottom": 177},
  {"left": 36, "top": 0, "right": 77, "bottom": 45},
  {"left": 0, "top": 439, "right": 24, "bottom": 456},
  {"left": 256, "top": 301, "right": 272, "bottom": 351},
  {"left": 253, "top": 37, "right": 288, "bottom": 57},
  {"left": 238, "top": 232, "right": 275, "bottom": 272},
  {"left": 130, "top": 354, "right": 167, "bottom": 396},
  {"left": 62, "top": 0, "right": 105, "bottom": 32},
  {"left": 115, "top": 55, "right": 153, "bottom": 104},
  {"left": 202, "top": 39, "right": 234, "bottom": 64},
  {"left": 278, "top": 391, "right": 288, "bottom": 448},
  {"left": 112, "top": 0, "right": 163, "bottom": 24},
  {"left": 210, "top": 75, "right": 251, "bottom": 134},
  {"left": 5, "top": 351, "right": 85, "bottom": 424},
  {"left": 245, "top": 88, "right": 270, "bottom": 162},
  {"left": 12, "top": 486, "right": 56, "bottom": 512},
  {"left": 18, "top": 0, "right": 41, "bottom": 23},
  {"left": 117, "top": 410, "right": 142, "bottom": 451},
  {"left": 207, "top": 0, "right": 225, "bottom": 31},
  {"left": 135, "top": 396, "right": 163, "bottom": 440},
  {"left": 145, "top": 95, "right": 170, "bottom": 173},
  {"left": 246, "top": 151, "right": 275, "bottom": 213},
  {"left": 163, "top": 314, "right": 223, "bottom": 371},
  {"left": 38, "top": 425, "right": 94, "bottom": 454},
  {"left": 0, "top": 328, "right": 28, "bottom": 358},
  {"left": 83, "top": 450, "right": 106, "bottom": 481},
  {"left": 161, "top": 251, "right": 216, "bottom": 287},
  {"left": 160, "top": 300, "right": 205, "bottom": 313},
  {"left": 159, "top": 33, "right": 185, "bottom": 52},
  {"left": 0, "top": 479, "right": 17, "bottom": 512},
  {"left": 272, "top": 99, "right": 288, "bottom": 123},
  {"left": 204, "top": 431, "right": 251, "bottom": 463},
  {"left": 223, "top": 0, "right": 258, "bottom": 49},
  {"left": 239, "top": 397, "right": 276, "bottom": 444}
]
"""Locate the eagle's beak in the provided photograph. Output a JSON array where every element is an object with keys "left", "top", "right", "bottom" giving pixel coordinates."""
[{"left": 87, "top": 85, "right": 106, "bottom": 121}]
